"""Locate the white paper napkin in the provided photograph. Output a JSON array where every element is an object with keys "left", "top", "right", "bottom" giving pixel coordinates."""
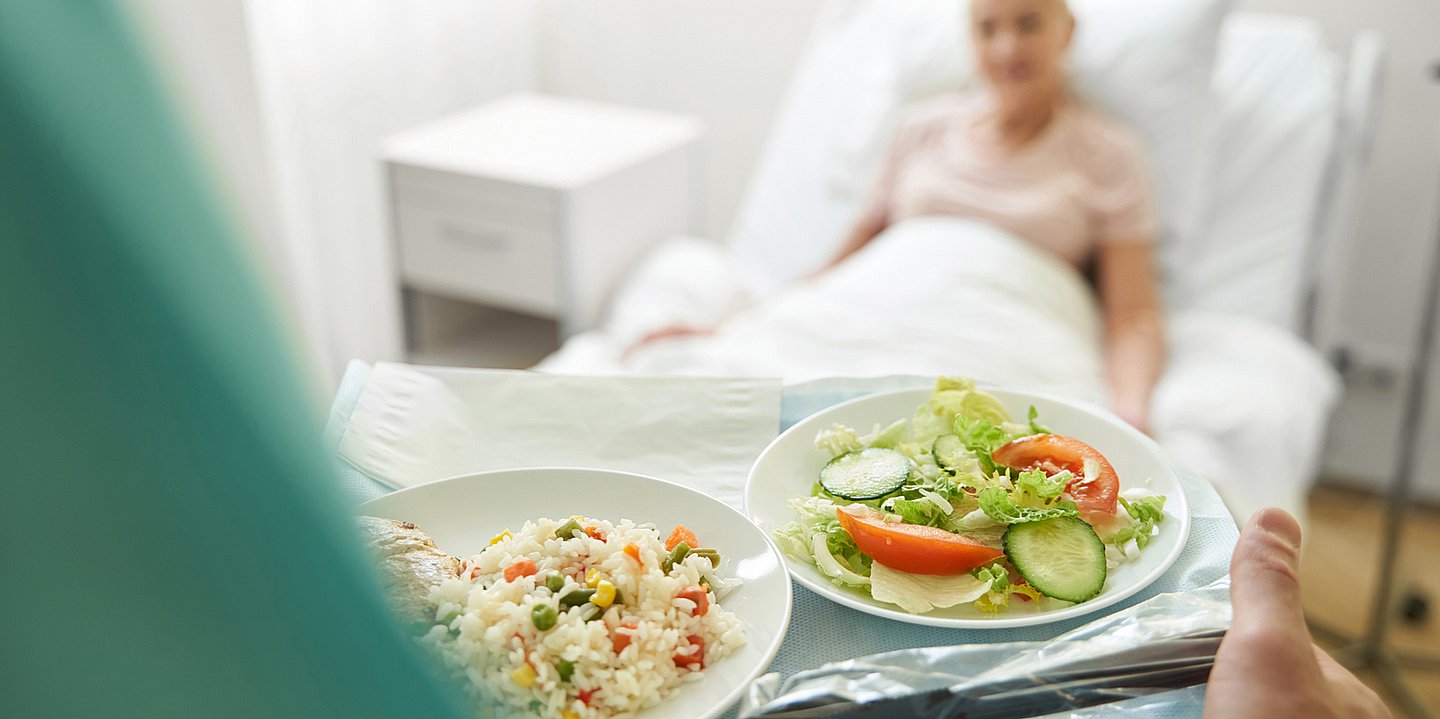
[{"left": 336, "top": 362, "right": 782, "bottom": 510}]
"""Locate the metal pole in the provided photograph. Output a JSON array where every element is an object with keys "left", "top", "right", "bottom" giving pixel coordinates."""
[{"left": 1355, "top": 126, "right": 1440, "bottom": 718}]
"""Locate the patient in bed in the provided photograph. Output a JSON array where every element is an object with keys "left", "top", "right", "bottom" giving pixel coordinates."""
[{"left": 630, "top": 0, "right": 1165, "bottom": 432}]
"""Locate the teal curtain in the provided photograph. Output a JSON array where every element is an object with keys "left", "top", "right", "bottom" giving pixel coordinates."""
[{"left": 0, "top": 3, "right": 467, "bottom": 717}]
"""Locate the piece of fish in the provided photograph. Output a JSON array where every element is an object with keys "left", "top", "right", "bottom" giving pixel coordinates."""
[{"left": 359, "top": 516, "right": 461, "bottom": 626}]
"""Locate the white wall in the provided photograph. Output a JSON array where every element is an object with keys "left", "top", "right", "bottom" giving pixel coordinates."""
[
  {"left": 122, "top": 0, "right": 323, "bottom": 390},
  {"left": 534, "top": 0, "right": 826, "bottom": 243},
  {"left": 127, "top": 0, "right": 537, "bottom": 390},
  {"left": 245, "top": 0, "right": 536, "bottom": 387},
  {"left": 1236, "top": 0, "right": 1440, "bottom": 497}
]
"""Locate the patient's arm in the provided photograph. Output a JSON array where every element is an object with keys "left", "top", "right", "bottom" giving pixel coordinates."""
[
  {"left": 622, "top": 323, "right": 715, "bottom": 360},
  {"left": 625, "top": 212, "right": 887, "bottom": 358},
  {"left": 1097, "top": 241, "right": 1165, "bottom": 433}
]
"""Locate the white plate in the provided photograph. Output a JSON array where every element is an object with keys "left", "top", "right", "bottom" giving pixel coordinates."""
[
  {"left": 361, "top": 467, "right": 792, "bottom": 719},
  {"left": 744, "top": 387, "right": 1189, "bottom": 629}
]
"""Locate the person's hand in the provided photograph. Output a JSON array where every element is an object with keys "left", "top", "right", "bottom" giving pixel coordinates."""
[
  {"left": 1205, "top": 508, "right": 1390, "bottom": 719},
  {"left": 1114, "top": 405, "right": 1149, "bottom": 435},
  {"left": 1111, "top": 398, "right": 1150, "bottom": 436},
  {"left": 620, "top": 323, "right": 714, "bottom": 361}
]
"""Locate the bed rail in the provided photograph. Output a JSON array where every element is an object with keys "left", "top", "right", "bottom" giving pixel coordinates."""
[{"left": 1303, "top": 29, "right": 1386, "bottom": 355}]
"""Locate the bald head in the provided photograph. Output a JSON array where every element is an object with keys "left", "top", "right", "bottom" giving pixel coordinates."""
[
  {"left": 970, "top": 0, "right": 1072, "bottom": 24},
  {"left": 1029, "top": 0, "right": 1073, "bottom": 19},
  {"left": 969, "top": 0, "right": 1075, "bottom": 110}
]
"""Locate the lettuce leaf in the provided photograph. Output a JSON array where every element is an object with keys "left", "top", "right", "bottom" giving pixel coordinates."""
[
  {"left": 953, "top": 415, "right": 1013, "bottom": 475},
  {"left": 949, "top": 508, "right": 1006, "bottom": 546},
  {"left": 773, "top": 496, "right": 874, "bottom": 588},
  {"left": 977, "top": 487, "right": 1079, "bottom": 525},
  {"left": 1122, "top": 494, "right": 1166, "bottom": 523},
  {"left": 1115, "top": 495, "right": 1166, "bottom": 549},
  {"left": 971, "top": 563, "right": 1043, "bottom": 612},
  {"left": 814, "top": 424, "right": 863, "bottom": 458},
  {"left": 1016, "top": 468, "right": 1068, "bottom": 502},
  {"left": 869, "top": 561, "right": 991, "bottom": 614},
  {"left": 863, "top": 418, "right": 908, "bottom": 450},
  {"left": 933, "top": 376, "right": 977, "bottom": 393},
  {"left": 825, "top": 522, "right": 871, "bottom": 573},
  {"left": 958, "top": 390, "right": 1012, "bottom": 426},
  {"left": 886, "top": 497, "right": 947, "bottom": 527},
  {"left": 1027, "top": 405, "right": 1051, "bottom": 435},
  {"left": 812, "top": 532, "right": 870, "bottom": 587}
]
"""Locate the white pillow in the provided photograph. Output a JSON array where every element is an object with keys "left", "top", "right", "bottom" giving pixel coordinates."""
[
  {"left": 1071, "top": 0, "right": 1229, "bottom": 270},
  {"left": 728, "top": 1, "right": 973, "bottom": 282},
  {"left": 832, "top": 0, "right": 1230, "bottom": 274},
  {"left": 1175, "top": 14, "right": 1338, "bottom": 331},
  {"left": 729, "top": 0, "right": 1229, "bottom": 284}
]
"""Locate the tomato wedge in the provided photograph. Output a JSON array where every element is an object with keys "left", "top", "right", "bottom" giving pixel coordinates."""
[
  {"left": 835, "top": 508, "right": 1003, "bottom": 575},
  {"left": 991, "top": 434, "right": 1119, "bottom": 517}
]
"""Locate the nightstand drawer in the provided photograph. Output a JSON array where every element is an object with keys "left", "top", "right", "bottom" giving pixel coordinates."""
[
  {"left": 391, "top": 166, "right": 556, "bottom": 234},
  {"left": 390, "top": 163, "right": 554, "bottom": 208},
  {"left": 395, "top": 205, "right": 560, "bottom": 316}
]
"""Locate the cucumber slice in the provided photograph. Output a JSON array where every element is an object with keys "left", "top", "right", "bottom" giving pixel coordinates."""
[
  {"left": 819, "top": 448, "right": 910, "bottom": 500},
  {"left": 1003, "top": 516, "right": 1107, "bottom": 603},
  {"left": 932, "top": 434, "right": 967, "bottom": 470}
]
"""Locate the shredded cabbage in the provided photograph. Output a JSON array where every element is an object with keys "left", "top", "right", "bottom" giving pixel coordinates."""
[
  {"left": 814, "top": 424, "right": 863, "bottom": 458},
  {"left": 1016, "top": 468, "right": 1068, "bottom": 502},
  {"left": 971, "top": 564, "right": 1042, "bottom": 612},
  {"left": 869, "top": 561, "right": 990, "bottom": 613},
  {"left": 1113, "top": 494, "right": 1167, "bottom": 549},
  {"left": 952, "top": 415, "right": 1012, "bottom": 475},
  {"left": 977, "top": 487, "right": 1079, "bottom": 525},
  {"left": 952, "top": 509, "right": 1006, "bottom": 547},
  {"left": 773, "top": 497, "right": 874, "bottom": 590},
  {"left": 1027, "top": 404, "right": 1052, "bottom": 435},
  {"left": 811, "top": 533, "right": 870, "bottom": 587},
  {"left": 861, "top": 418, "right": 907, "bottom": 450},
  {"left": 885, "top": 497, "right": 947, "bottom": 527}
]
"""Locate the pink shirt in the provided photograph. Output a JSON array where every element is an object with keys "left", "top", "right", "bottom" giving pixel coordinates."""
[{"left": 861, "top": 93, "right": 1156, "bottom": 267}]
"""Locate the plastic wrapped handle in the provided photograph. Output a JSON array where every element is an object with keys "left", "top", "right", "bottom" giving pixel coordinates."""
[{"left": 741, "top": 579, "right": 1233, "bottom": 719}]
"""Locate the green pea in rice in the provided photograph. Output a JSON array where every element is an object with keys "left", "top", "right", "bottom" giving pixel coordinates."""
[{"left": 425, "top": 517, "right": 745, "bottom": 718}]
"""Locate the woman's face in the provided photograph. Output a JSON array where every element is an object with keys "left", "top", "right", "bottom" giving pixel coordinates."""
[{"left": 970, "top": 0, "right": 1074, "bottom": 108}]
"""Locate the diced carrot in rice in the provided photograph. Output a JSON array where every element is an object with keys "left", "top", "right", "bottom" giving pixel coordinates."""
[
  {"left": 672, "top": 635, "right": 704, "bottom": 669},
  {"left": 665, "top": 525, "right": 699, "bottom": 551},
  {"left": 503, "top": 559, "right": 537, "bottom": 582},
  {"left": 676, "top": 585, "right": 709, "bottom": 616}
]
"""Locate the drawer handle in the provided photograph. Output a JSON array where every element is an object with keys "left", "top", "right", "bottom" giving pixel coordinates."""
[{"left": 440, "top": 222, "right": 510, "bottom": 252}]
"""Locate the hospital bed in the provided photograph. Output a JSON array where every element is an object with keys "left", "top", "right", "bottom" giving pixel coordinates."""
[{"left": 538, "top": 1, "right": 1385, "bottom": 524}]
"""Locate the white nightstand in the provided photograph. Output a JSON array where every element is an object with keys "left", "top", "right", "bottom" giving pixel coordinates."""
[{"left": 383, "top": 94, "right": 702, "bottom": 348}]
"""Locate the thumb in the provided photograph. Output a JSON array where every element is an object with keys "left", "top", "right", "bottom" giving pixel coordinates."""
[{"left": 1229, "top": 508, "right": 1308, "bottom": 638}]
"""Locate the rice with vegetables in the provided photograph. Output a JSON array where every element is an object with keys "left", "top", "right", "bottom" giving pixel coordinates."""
[{"left": 424, "top": 517, "right": 745, "bottom": 719}]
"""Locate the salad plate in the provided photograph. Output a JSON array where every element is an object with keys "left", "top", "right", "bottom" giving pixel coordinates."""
[
  {"left": 744, "top": 382, "right": 1189, "bottom": 629},
  {"left": 362, "top": 467, "right": 792, "bottom": 719}
]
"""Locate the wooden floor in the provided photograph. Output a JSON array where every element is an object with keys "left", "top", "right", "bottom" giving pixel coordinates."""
[{"left": 1303, "top": 485, "right": 1440, "bottom": 718}]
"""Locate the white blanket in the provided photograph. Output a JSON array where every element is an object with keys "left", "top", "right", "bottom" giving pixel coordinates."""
[
  {"left": 540, "top": 218, "right": 1339, "bottom": 523},
  {"left": 546, "top": 219, "right": 1105, "bottom": 394}
]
